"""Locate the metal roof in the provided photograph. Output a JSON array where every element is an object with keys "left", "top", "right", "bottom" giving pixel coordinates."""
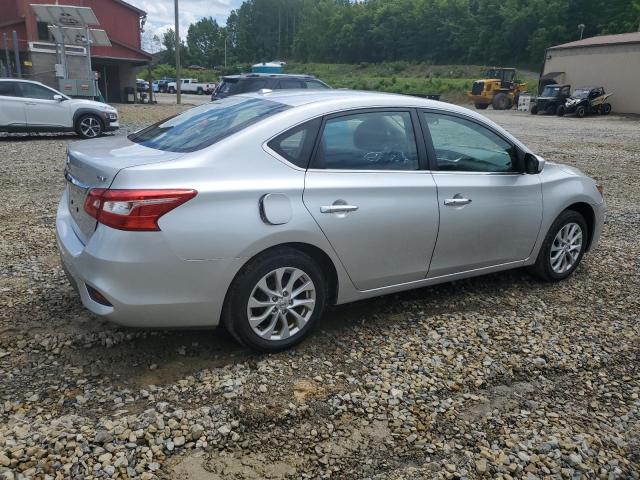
[{"left": 549, "top": 32, "right": 640, "bottom": 50}]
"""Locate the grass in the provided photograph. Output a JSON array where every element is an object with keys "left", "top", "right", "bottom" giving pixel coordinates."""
[
  {"left": 285, "top": 62, "right": 539, "bottom": 104},
  {"left": 151, "top": 61, "right": 539, "bottom": 105}
]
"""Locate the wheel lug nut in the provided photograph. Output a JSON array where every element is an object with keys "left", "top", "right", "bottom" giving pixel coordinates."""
[{"left": 271, "top": 296, "right": 278, "bottom": 302}]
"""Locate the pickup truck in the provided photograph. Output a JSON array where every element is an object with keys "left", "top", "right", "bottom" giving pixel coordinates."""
[{"left": 166, "top": 78, "right": 216, "bottom": 95}]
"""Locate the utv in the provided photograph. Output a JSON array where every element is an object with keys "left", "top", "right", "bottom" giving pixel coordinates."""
[
  {"left": 530, "top": 84, "right": 571, "bottom": 115},
  {"left": 562, "top": 87, "right": 612, "bottom": 117}
]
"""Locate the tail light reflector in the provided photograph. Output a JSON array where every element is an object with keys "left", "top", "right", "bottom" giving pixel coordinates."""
[{"left": 84, "top": 189, "right": 197, "bottom": 231}]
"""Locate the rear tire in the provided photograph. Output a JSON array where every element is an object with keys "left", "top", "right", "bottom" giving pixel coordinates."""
[
  {"left": 475, "top": 103, "right": 489, "bottom": 110},
  {"left": 530, "top": 105, "right": 538, "bottom": 115},
  {"left": 492, "top": 93, "right": 509, "bottom": 110},
  {"left": 168, "top": 87, "right": 176, "bottom": 94},
  {"left": 222, "top": 248, "right": 327, "bottom": 352},
  {"left": 602, "top": 103, "right": 612, "bottom": 115},
  {"left": 197, "top": 87, "right": 203, "bottom": 95},
  {"left": 556, "top": 105, "right": 565, "bottom": 116},
  {"left": 576, "top": 105, "right": 586, "bottom": 118},
  {"left": 529, "top": 210, "right": 587, "bottom": 282}
]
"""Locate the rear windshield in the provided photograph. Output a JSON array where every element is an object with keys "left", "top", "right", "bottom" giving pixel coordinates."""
[
  {"left": 217, "top": 79, "right": 239, "bottom": 94},
  {"left": 128, "top": 97, "right": 290, "bottom": 153}
]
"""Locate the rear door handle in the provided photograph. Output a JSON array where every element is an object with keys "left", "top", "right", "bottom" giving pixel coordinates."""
[
  {"left": 444, "top": 197, "right": 472, "bottom": 206},
  {"left": 320, "top": 204, "right": 359, "bottom": 214}
]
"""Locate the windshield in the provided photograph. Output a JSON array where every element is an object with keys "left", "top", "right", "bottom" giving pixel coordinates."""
[
  {"left": 572, "top": 89, "right": 590, "bottom": 98},
  {"left": 541, "top": 86, "right": 561, "bottom": 97},
  {"left": 128, "top": 97, "right": 290, "bottom": 152}
]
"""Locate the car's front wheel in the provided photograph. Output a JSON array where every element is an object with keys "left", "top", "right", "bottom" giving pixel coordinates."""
[
  {"left": 530, "top": 210, "right": 587, "bottom": 282},
  {"left": 222, "top": 248, "right": 327, "bottom": 352},
  {"left": 76, "top": 114, "right": 103, "bottom": 138}
]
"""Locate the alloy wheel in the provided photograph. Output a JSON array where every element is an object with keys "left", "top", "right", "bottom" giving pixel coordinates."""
[
  {"left": 550, "top": 222, "right": 583, "bottom": 274},
  {"left": 247, "top": 267, "right": 316, "bottom": 341},
  {"left": 79, "top": 117, "right": 101, "bottom": 138}
]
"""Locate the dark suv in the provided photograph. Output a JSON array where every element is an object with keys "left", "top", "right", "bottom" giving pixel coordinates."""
[{"left": 211, "top": 74, "right": 330, "bottom": 100}]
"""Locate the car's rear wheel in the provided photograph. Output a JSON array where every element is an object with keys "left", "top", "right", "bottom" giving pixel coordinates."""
[
  {"left": 168, "top": 87, "right": 176, "bottom": 94},
  {"left": 576, "top": 105, "right": 586, "bottom": 118},
  {"left": 475, "top": 103, "right": 489, "bottom": 110},
  {"left": 76, "top": 114, "right": 103, "bottom": 139},
  {"left": 196, "top": 87, "right": 204, "bottom": 95},
  {"left": 530, "top": 210, "right": 587, "bottom": 282},
  {"left": 222, "top": 248, "right": 327, "bottom": 352},
  {"left": 530, "top": 105, "right": 538, "bottom": 115}
]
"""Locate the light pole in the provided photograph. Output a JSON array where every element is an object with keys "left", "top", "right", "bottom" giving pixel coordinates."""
[
  {"left": 174, "top": 0, "right": 181, "bottom": 105},
  {"left": 224, "top": 35, "right": 227, "bottom": 68}
]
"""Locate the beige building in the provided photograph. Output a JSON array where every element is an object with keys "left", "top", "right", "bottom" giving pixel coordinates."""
[{"left": 541, "top": 32, "right": 640, "bottom": 114}]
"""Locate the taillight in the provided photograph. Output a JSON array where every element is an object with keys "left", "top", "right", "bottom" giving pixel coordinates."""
[{"left": 84, "top": 189, "right": 197, "bottom": 231}]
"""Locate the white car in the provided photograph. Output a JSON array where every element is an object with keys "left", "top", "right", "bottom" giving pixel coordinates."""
[
  {"left": 167, "top": 78, "right": 216, "bottom": 95},
  {"left": 0, "top": 79, "right": 119, "bottom": 138}
]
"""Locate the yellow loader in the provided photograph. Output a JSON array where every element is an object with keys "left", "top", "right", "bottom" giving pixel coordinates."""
[{"left": 468, "top": 67, "right": 528, "bottom": 110}]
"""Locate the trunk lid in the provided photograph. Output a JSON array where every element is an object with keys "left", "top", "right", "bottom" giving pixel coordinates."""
[{"left": 65, "top": 135, "right": 184, "bottom": 243}]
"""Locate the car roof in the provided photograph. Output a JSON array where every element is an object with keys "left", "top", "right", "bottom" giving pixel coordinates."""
[
  {"left": 237, "top": 89, "right": 468, "bottom": 114},
  {"left": 223, "top": 73, "right": 317, "bottom": 80},
  {"left": 0, "top": 79, "right": 45, "bottom": 85}
]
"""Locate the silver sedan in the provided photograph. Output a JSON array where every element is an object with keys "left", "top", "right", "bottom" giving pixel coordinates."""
[{"left": 56, "top": 90, "right": 605, "bottom": 351}]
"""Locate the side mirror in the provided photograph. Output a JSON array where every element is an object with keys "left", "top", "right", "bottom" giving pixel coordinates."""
[
  {"left": 53, "top": 94, "right": 64, "bottom": 102},
  {"left": 524, "top": 153, "right": 545, "bottom": 174}
]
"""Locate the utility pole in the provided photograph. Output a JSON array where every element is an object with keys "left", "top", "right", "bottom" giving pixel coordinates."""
[
  {"left": 3, "top": 33, "right": 11, "bottom": 77},
  {"left": 224, "top": 35, "right": 227, "bottom": 68},
  {"left": 12, "top": 30, "right": 22, "bottom": 78},
  {"left": 174, "top": 0, "right": 181, "bottom": 105}
]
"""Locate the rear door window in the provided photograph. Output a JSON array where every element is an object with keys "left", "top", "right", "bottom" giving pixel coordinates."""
[
  {"left": 304, "top": 80, "right": 329, "bottom": 89},
  {"left": 0, "top": 82, "right": 22, "bottom": 97},
  {"left": 128, "top": 97, "right": 290, "bottom": 153},
  {"left": 278, "top": 79, "right": 305, "bottom": 89},
  {"left": 312, "top": 111, "right": 419, "bottom": 170},
  {"left": 267, "top": 118, "right": 321, "bottom": 168},
  {"left": 241, "top": 78, "right": 268, "bottom": 92}
]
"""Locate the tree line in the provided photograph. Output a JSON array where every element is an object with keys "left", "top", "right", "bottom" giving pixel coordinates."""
[{"left": 156, "top": 0, "right": 639, "bottom": 69}]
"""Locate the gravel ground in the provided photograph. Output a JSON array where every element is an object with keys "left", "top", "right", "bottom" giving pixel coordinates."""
[{"left": 0, "top": 104, "right": 639, "bottom": 480}]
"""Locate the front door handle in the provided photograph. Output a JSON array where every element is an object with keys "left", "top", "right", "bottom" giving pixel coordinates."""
[
  {"left": 444, "top": 197, "right": 472, "bottom": 206},
  {"left": 320, "top": 204, "right": 359, "bottom": 214}
]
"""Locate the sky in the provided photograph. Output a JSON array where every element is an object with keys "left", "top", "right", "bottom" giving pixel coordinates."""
[{"left": 127, "top": 0, "right": 244, "bottom": 51}]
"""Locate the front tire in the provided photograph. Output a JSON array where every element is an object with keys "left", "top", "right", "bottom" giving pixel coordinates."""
[
  {"left": 530, "top": 105, "right": 538, "bottom": 115},
  {"left": 76, "top": 114, "right": 103, "bottom": 139},
  {"left": 222, "top": 248, "right": 327, "bottom": 352},
  {"left": 576, "top": 105, "right": 586, "bottom": 118},
  {"left": 602, "top": 103, "right": 612, "bottom": 115},
  {"left": 556, "top": 105, "right": 565, "bottom": 116},
  {"left": 492, "top": 93, "right": 509, "bottom": 110},
  {"left": 530, "top": 210, "right": 587, "bottom": 282}
]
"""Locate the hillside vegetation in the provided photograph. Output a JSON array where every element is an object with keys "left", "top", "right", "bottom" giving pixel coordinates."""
[{"left": 155, "top": 0, "right": 638, "bottom": 71}]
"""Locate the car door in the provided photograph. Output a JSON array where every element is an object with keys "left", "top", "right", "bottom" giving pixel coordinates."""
[
  {"left": 420, "top": 110, "right": 542, "bottom": 278},
  {"left": 303, "top": 109, "right": 440, "bottom": 290},
  {"left": 19, "top": 82, "right": 69, "bottom": 128},
  {"left": 0, "top": 81, "right": 26, "bottom": 128}
]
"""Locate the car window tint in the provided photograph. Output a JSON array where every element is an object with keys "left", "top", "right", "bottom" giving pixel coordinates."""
[
  {"left": 19, "top": 83, "right": 56, "bottom": 100},
  {"left": 279, "top": 79, "right": 305, "bottom": 89},
  {"left": 314, "top": 111, "right": 419, "bottom": 170},
  {"left": 0, "top": 82, "right": 21, "bottom": 97},
  {"left": 304, "top": 80, "right": 328, "bottom": 89},
  {"left": 239, "top": 79, "right": 268, "bottom": 93},
  {"left": 128, "top": 97, "right": 290, "bottom": 153},
  {"left": 423, "top": 112, "right": 517, "bottom": 173},
  {"left": 268, "top": 118, "right": 321, "bottom": 168}
]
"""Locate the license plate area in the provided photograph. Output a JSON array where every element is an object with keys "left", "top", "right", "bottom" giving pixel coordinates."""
[{"left": 67, "top": 182, "right": 96, "bottom": 241}]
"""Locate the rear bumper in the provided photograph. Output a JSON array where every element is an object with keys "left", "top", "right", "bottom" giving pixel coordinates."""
[{"left": 56, "top": 190, "right": 242, "bottom": 328}]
